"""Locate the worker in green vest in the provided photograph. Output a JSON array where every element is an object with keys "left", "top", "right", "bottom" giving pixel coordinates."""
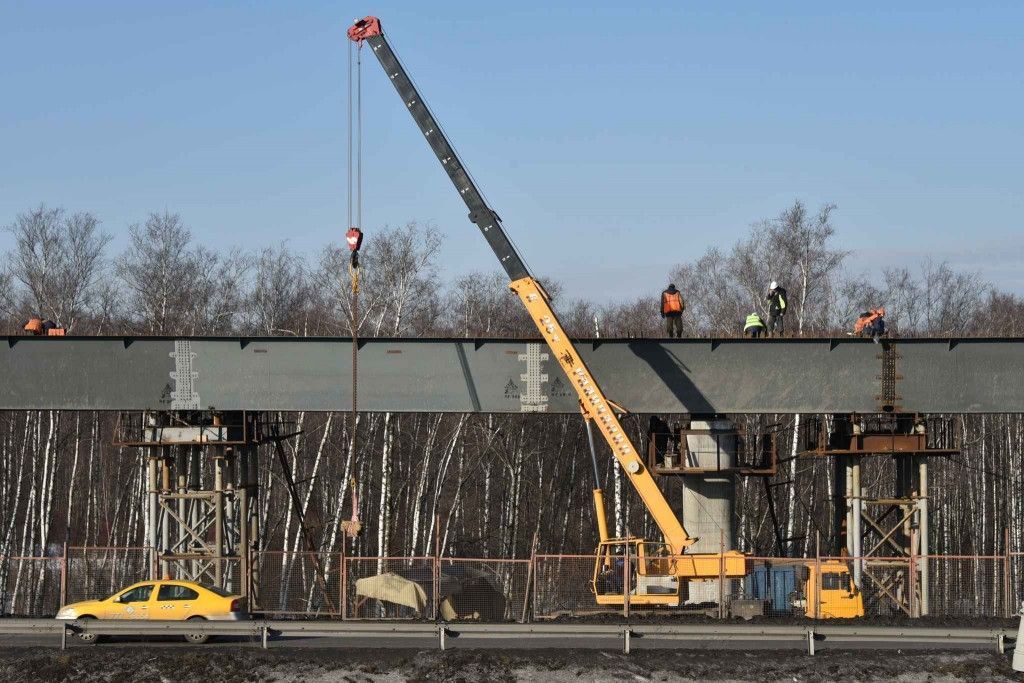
[{"left": 743, "top": 312, "right": 766, "bottom": 338}]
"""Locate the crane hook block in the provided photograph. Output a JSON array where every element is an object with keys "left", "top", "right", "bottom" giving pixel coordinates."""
[
  {"left": 346, "top": 227, "right": 364, "bottom": 252},
  {"left": 348, "top": 16, "right": 382, "bottom": 43}
]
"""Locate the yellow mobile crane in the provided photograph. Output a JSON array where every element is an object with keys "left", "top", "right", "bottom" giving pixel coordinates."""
[{"left": 349, "top": 16, "right": 746, "bottom": 607}]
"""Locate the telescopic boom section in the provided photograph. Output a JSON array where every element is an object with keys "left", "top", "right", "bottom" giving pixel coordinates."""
[
  {"left": 348, "top": 16, "right": 694, "bottom": 555},
  {"left": 347, "top": 16, "right": 528, "bottom": 282}
]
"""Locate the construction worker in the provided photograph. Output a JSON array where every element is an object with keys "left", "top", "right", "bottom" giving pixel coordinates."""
[
  {"left": 765, "top": 281, "right": 787, "bottom": 337},
  {"left": 22, "top": 318, "right": 63, "bottom": 336},
  {"left": 23, "top": 317, "right": 44, "bottom": 335},
  {"left": 743, "top": 312, "right": 766, "bottom": 338},
  {"left": 660, "top": 284, "right": 685, "bottom": 338},
  {"left": 853, "top": 307, "right": 886, "bottom": 343}
]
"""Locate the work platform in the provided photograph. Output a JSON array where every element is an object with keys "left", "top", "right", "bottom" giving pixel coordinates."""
[{"left": 1, "top": 336, "right": 1021, "bottom": 413}]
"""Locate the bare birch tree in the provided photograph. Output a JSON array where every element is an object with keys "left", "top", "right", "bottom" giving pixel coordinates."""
[{"left": 5, "top": 205, "right": 111, "bottom": 331}]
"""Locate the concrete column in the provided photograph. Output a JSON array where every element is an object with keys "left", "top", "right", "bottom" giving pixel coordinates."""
[
  {"left": 238, "top": 446, "right": 250, "bottom": 599},
  {"left": 147, "top": 451, "right": 158, "bottom": 580},
  {"left": 214, "top": 449, "right": 224, "bottom": 587},
  {"left": 160, "top": 456, "right": 170, "bottom": 578},
  {"left": 918, "top": 458, "right": 929, "bottom": 616},
  {"left": 845, "top": 457, "right": 854, "bottom": 556},
  {"left": 851, "top": 457, "right": 863, "bottom": 589},
  {"left": 682, "top": 418, "right": 736, "bottom": 604}
]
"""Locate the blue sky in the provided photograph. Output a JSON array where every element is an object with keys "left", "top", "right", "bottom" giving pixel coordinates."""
[{"left": 1, "top": 1, "right": 1021, "bottom": 300}]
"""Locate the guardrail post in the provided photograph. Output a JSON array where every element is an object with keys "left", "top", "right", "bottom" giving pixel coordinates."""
[
  {"left": 261, "top": 624, "right": 268, "bottom": 649},
  {"left": 438, "top": 624, "right": 446, "bottom": 651},
  {"left": 60, "top": 624, "right": 67, "bottom": 651},
  {"left": 623, "top": 627, "right": 631, "bottom": 655},
  {"left": 806, "top": 628, "right": 815, "bottom": 656}
]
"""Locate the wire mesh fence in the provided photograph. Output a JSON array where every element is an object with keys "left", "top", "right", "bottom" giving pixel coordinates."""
[
  {"left": 534, "top": 555, "right": 603, "bottom": 619},
  {"left": 1, "top": 547, "right": 1019, "bottom": 621},
  {"left": 256, "top": 551, "right": 341, "bottom": 616},
  {"left": 926, "top": 556, "right": 1007, "bottom": 618},
  {"left": 66, "top": 547, "right": 150, "bottom": 605},
  {"left": 343, "top": 556, "right": 437, "bottom": 620},
  {"left": 0, "top": 555, "right": 62, "bottom": 616},
  {"left": 438, "top": 558, "right": 531, "bottom": 622}
]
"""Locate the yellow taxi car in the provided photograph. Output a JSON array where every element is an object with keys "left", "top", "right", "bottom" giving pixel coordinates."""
[{"left": 56, "top": 580, "right": 247, "bottom": 643}]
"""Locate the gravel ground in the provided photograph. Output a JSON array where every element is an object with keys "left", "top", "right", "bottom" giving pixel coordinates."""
[{"left": 3, "top": 646, "right": 1023, "bottom": 683}]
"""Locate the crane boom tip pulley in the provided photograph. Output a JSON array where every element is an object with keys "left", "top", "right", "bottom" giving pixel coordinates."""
[{"left": 348, "top": 16, "right": 382, "bottom": 42}]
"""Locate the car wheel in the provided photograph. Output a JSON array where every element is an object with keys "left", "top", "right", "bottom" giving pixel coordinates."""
[
  {"left": 183, "top": 616, "right": 209, "bottom": 644},
  {"left": 76, "top": 615, "right": 101, "bottom": 644}
]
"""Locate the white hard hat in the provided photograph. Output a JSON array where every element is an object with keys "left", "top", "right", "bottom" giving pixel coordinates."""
[{"left": 769, "top": 281, "right": 778, "bottom": 290}]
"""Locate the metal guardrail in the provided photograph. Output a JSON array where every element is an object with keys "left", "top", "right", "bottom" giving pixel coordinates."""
[{"left": 0, "top": 619, "right": 1015, "bottom": 655}]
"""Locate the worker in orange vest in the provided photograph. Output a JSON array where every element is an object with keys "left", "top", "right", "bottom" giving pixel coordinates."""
[
  {"left": 23, "top": 317, "right": 44, "bottom": 335},
  {"left": 660, "top": 284, "right": 685, "bottom": 338},
  {"left": 22, "top": 317, "right": 63, "bottom": 336},
  {"left": 853, "top": 307, "right": 887, "bottom": 343}
]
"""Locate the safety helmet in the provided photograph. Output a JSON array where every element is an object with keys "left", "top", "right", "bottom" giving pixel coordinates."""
[{"left": 769, "top": 281, "right": 778, "bottom": 290}]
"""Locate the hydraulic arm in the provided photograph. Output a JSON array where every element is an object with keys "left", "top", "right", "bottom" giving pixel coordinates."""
[{"left": 348, "top": 18, "right": 731, "bottom": 573}]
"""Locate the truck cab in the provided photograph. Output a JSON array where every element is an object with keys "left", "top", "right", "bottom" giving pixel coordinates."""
[{"left": 742, "top": 560, "right": 864, "bottom": 619}]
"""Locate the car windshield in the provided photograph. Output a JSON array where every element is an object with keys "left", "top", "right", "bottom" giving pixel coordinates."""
[{"left": 200, "top": 583, "right": 233, "bottom": 597}]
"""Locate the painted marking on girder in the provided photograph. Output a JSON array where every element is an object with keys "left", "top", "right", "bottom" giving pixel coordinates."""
[
  {"left": 518, "top": 343, "right": 549, "bottom": 412},
  {"left": 169, "top": 340, "right": 200, "bottom": 410}
]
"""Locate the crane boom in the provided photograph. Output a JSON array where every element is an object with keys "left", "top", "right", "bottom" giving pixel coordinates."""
[
  {"left": 348, "top": 16, "right": 694, "bottom": 554},
  {"left": 347, "top": 17, "right": 528, "bottom": 282}
]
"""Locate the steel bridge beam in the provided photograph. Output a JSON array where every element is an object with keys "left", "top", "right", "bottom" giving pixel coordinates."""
[{"left": 1, "top": 336, "right": 1021, "bottom": 414}]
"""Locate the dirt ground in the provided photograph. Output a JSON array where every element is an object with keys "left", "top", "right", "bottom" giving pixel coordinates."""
[{"left": 2, "top": 646, "right": 1023, "bottom": 683}]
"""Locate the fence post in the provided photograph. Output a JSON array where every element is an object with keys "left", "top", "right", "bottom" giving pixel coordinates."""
[
  {"left": 434, "top": 515, "right": 441, "bottom": 621},
  {"left": 531, "top": 554, "right": 539, "bottom": 622},
  {"left": 718, "top": 530, "right": 725, "bottom": 619},
  {"left": 622, "top": 543, "right": 630, "bottom": 621},
  {"left": 339, "top": 548, "right": 348, "bottom": 622},
  {"left": 814, "top": 532, "right": 821, "bottom": 620},
  {"left": 60, "top": 542, "right": 68, "bottom": 607},
  {"left": 521, "top": 534, "right": 538, "bottom": 623},
  {"left": 1004, "top": 527, "right": 1012, "bottom": 618}
]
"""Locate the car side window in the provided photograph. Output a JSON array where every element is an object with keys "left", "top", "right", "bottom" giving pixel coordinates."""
[
  {"left": 157, "top": 584, "right": 200, "bottom": 601},
  {"left": 119, "top": 585, "right": 154, "bottom": 603}
]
